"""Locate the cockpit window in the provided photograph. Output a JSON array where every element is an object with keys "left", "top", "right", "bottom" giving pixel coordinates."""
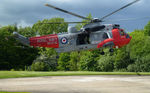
[
  {"left": 120, "top": 29, "right": 125, "bottom": 36},
  {"left": 120, "top": 31, "right": 125, "bottom": 36},
  {"left": 126, "top": 33, "right": 130, "bottom": 38},
  {"left": 119, "top": 29, "right": 130, "bottom": 38}
]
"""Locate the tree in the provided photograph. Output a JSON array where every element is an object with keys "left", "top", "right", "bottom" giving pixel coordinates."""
[
  {"left": 0, "top": 25, "right": 38, "bottom": 70},
  {"left": 129, "top": 30, "right": 150, "bottom": 60},
  {"left": 127, "top": 35, "right": 150, "bottom": 72},
  {"left": 69, "top": 52, "right": 79, "bottom": 71},
  {"left": 34, "top": 48, "right": 58, "bottom": 71},
  {"left": 144, "top": 21, "right": 150, "bottom": 36},
  {"left": 31, "top": 62, "right": 50, "bottom": 71},
  {"left": 32, "top": 18, "right": 68, "bottom": 35},
  {"left": 127, "top": 54, "right": 150, "bottom": 72},
  {"left": 97, "top": 54, "right": 114, "bottom": 72},
  {"left": 18, "top": 26, "right": 36, "bottom": 37},
  {"left": 114, "top": 47, "right": 133, "bottom": 70},
  {"left": 57, "top": 53, "right": 70, "bottom": 71},
  {"left": 79, "top": 51, "right": 99, "bottom": 71}
]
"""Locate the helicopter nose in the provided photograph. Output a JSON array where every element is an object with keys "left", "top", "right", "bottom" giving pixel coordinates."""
[
  {"left": 130, "top": 36, "right": 132, "bottom": 39},
  {"left": 125, "top": 33, "right": 132, "bottom": 44}
]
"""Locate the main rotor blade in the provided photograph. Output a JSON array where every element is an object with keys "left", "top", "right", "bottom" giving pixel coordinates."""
[
  {"left": 45, "top": 4, "right": 91, "bottom": 20},
  {"left": 100, "top": 0, "right": 140, "bottom": 20},
  {"left": 104, "top": 17, "right": 150, "bottom": 22},
  {"left": 40, "top": 21, "right": 90, "bottom": 24}
]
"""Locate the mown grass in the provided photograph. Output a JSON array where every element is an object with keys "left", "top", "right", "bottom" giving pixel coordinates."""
[{"left": 0, "top": 71, "right": 150, "bottom": 79}]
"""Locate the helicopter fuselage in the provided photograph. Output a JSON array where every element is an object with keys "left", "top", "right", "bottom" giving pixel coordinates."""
[{"left": 27, "top": 24, "right": 132, "bottom": 53}]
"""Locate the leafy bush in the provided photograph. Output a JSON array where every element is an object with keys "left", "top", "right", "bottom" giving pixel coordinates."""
[
  {"left": 127, "top": 64, "right": 136, "bottom": 72},
  {"left": 31, "top": 62, "right": 50, "bottom": 71},
  {"left": 69, "top": 52, "right": 79, "bottom": 71},
  {"left": 97, "top": 55, "right": 114, "bottom": 72},
  {"left": 79, "top": 51, "right": 99, "bottom": 71},
  {"left": 0, "top": 62, "right": 11, "bottom": 70},
  {"left": 10, "top": 69, "right": 15, "bottom": 71},
  {"left": 127, "top": 55, "right": 150, "bottom": 72},
  {"left": 114, "top": 47, "right": 133, "bottom": 70},
  {"left": 144, "top": 21, "right": 150, "bottom": 36},
  {"left": 57, "top": 53, "right": 70, "bottom": 71}
]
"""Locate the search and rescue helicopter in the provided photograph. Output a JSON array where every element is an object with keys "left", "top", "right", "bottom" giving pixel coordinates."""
[{"left": 13, "top": 0, "right": 140, "bottom": 54}]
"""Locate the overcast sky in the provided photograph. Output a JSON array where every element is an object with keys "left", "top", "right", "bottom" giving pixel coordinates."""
[{"left": 0, "top": 0, "right": 150, "bottom": 32}]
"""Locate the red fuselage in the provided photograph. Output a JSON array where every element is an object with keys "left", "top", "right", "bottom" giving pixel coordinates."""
[
  {"left": 97, "top": 28, "right": 132, "bottom": 48},
  {"left": 30, "top": 34, "right": 59, "bottom": 48},
  {"left": 112, "top": 29, "right": 132, "bottom": 48}
]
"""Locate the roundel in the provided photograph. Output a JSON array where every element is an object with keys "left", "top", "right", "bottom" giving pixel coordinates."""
[{"left": 61, "top": 37, "right": 68, "bottom": 44}]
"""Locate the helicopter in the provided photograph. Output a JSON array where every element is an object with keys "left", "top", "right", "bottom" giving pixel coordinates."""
[{"left": 13, "top": 0, "right": 140, "bottom": 54}]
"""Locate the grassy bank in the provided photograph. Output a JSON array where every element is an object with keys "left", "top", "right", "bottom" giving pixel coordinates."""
[{"left": 0, "top": 71, "right": 150, "bottom": 79}]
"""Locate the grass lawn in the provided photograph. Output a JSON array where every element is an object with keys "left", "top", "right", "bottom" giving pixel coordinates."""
[{"left": 0, "top": 71, "right": 150, "bottom": 79}]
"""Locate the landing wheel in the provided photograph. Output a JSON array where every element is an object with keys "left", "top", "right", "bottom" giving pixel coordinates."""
[
  {"left": 109, "top": 48, "right": 114, "bottom": 56},
  {"left": 109, "top": 48, "right": 114, "bottom": 53},
  {"left": 100, "top": 51, "right": 105, "bottom": 55}
]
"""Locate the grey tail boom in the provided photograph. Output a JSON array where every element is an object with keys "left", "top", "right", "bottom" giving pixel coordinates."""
[{"left": 13, "top": 32, "right": 30, "bottom": 46}]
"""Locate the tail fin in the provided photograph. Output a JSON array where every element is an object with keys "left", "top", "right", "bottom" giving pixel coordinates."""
[{"left": 13, "top": 32, "right": 30, "bottom": 46}]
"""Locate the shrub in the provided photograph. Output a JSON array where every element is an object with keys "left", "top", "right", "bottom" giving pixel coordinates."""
[
  {"left": 97, "top": 55, "right": 114, "bottom": 72},
  {"left": 33, "top": 54, "right": 58, "bottom": 71},
  {"left": 57, "top": 53, "right": 70, "bottom": 71},
  {"left": 31, "top": 62, "right": 50, "bottom": 71},
  {"left": 127, "top": 55, "right": 150, "bottom": 72},
  {"left": 10, "top": 69, "right": 15, "bottom": 71},
  {"left": 79, "top": 51, "right": 98, "bottom": 71},
  {"left": 127, "top": 64, "right": 136, "bottom": 72}
]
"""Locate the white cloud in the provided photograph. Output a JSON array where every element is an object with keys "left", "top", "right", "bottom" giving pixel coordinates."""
[{"left": 18, "top": 20, "right": 32, "bottom": 27}]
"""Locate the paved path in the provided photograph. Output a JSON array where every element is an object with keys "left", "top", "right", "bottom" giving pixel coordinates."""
[{"left": 0, "top": 75, "right": 150, "bottom": 93}]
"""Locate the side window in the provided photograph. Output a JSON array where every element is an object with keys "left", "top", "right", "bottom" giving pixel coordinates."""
[
  {"left": 90, "top": 32, "right": 104, "bottom": 44},
  {"left": 103, "top": 33, "right": 109, "bottom": 39}
]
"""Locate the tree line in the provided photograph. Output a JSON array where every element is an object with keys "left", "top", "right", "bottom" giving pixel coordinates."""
[{"left": 0, "top": 17, "right": 150, "bottom": 72}]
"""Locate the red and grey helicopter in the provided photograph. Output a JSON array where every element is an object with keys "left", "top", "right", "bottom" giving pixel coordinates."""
[{"left": 13, "top": 0, "right": 140, "bottom": 54}]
